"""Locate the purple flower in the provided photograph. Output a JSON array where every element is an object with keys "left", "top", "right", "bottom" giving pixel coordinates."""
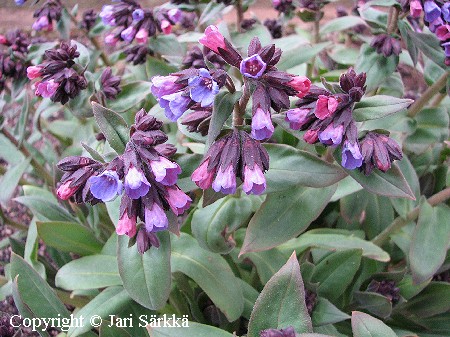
[
  {"left": 285, "top": 108, "right": 309, "bottom": 130},
  {"left": 150, "top": 157, "right": 181, "bottom": 186},
  {"left": 145, "top": 203, "right": 169, "bottom": 232},
  {"left": 159, "top": 92, "right": 191, "bottom": 121},
  {"left": 188, "top": 69, "right": 219, "bottom": 107},
  {"left": 100, "top": 5, "right": 115, "bottom": 26},
  {"left": 116, "top": 213, "right": 137, "bottom": 237},
  {"left": 168, "top": 8, "right": 182, "bottom": 23},
  {"left": 124, "top": 166, "right": 151, "bottom": 199},
  {"left": 35, "top": 80, "right": 59, "bottom": 98},
  {"left": 212, "top": 165, "right": 237, "bottom": 194},
  {"left": 121, "top": 26, "right": 136, "bottom": 42},
  {"left": 132, "top": 9, "right": 145, "bottom": 22},
  {"left": 243, "top": 165, "right": 266, "bottom": 195},
  {"left": 240, "top": 54, "right": 267, "bottom": 79},
  {"left": 342, "top": 140, "right": 363, "bottom": 170},
  {"left": 252, "top": 107, "right": 274, "bottom": 140},
  {"left": 443, "top": 41, "right": 450, "bottom": 57},
  {"left": 32, "top": 16, "right": 51, "bottom": 31},
  {"left": 191, "top": 159, "right": 215, "bottom": 189},
  {"left": 151, "top": 75, "right": 183, "bottom": 98},
  {"left": 166, "top": 186, "right": 192, "bottom": 215},
  {"left": 88, "top": 170, "right": 123, "bottom": 201},
  {"left": 429, "top": 17, "right": 444, "bottom": 32},
  {"left": 424, "top": 1, "right": 441, "bottom": 23},
  {"left": 15, "top": 0, "right": 26, "bottom": 6},
  {"left": 443, "top": 3, "right": 450, "bottom": 22},
  {"left": 319, "top": 123, "right": 344, "bottom": 146}
]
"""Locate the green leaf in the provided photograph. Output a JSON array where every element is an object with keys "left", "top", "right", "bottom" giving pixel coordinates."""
[
  {"left": 206, "top": 91, "right": 242, "bottom": 148},
  {"left": 10, "top": 253, "right": 70, "bottom": 322},
  {"left": 278, "top": 42, "right": 331, "bottom": 71},
  {"left": 345, "top": 163, "right": 415, "bottom": 200},
  {"left": 410, "top": 202, "right": 450, "bottom": 284},
  {"left": 118, "top": 232, "right": 171, "bottom": 310},
  {"left": 192, "top": 195, "right": 253, "bottom": 254},
  {"left": 56, "top": 255, "right": 122, "bottom": 290},
  {"left": 353, "top": 292, "right": 392, "bottom": 319},
  {"left": 148, "top": 321, "right": 233, "bottom": 337},
  {"left": 0, "top": 158, "right": 30, "bottom": 203},
  {"left": 240, "top": 185, "right": 336, "bottom": 254},
  {"left": 57, "top": 8, "right": 71, "bottom": 40},
  {"left": 351, "top": 311, "right": 397, "bottom": 337},
  {"left": 320, "top": 16, "right": 366, "bottom": 35},
  {"left": 14, "top": 195, "right": 77, "bottom": 222},
  {"left": 67, "top": 287, "right": 132, "bottom": 337},
  {"left": 171, "top": 233, "right": 244, "bottom": 321},
  {"left": 401, "top": 282, "right": 450, "bottom": 318},
  {"left": 407, "top": 31, "right": 446, "bottom": 69},
  {"left": 355, "top": 44, "right": 398, "bottom": 90},
  {"left": 280, "top": 231, "right": 390, "bottom": 262},
  {"left": 244, "top": 248, "right": 290, "bottom": 284},
  {"left": 146, "top": 57, "right": 177, "bottom": 78},
  {"left": 239, "top": 279, "right": 259, "bottom": 320},
  {"left": 92, "top": 102, "right": 129, "bottom": 154},
  {"left": 264, "top": 144, "right": 346, "bottom": 193},
  {"left": 108, "top": 81, "right": 152, "bottom": 113},
  {"left": 311, "top": 250, "right": 362, "bottom": 302},
  {"left": 100, "top": 324, "right": 133, "bottom": 337},
  {"left": 37, "top": 221, "right": 103, "bottom": 256},
  {"left": 353, "top": 96, "right": 413, "bottom": 122},
  {"left": 311, "top": 298, "right": 350, "bottom": 326},
  {"left": 247, "top": 253, "right": 313, "bottom": 337},
  {"left": 398, "top": 20, "right": 418, "bottom": 65}
]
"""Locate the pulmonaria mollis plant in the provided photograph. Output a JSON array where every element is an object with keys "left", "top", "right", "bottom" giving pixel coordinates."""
[
  {"left": 27, "top": 42, "right": 87, "bottom": 104},
  {"left": 56, "top": 109, "right": 191, "bottom": 253},
  {"left": 286, "top": 68, "right": 403, "bottom": 173},
  {"left": 32, "top": 0, "right": 62, "bottom": 32}
]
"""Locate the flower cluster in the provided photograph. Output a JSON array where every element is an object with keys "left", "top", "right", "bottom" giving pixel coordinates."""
[
  {"left": 151, "top": 67, "right": 226, "bottom": 121},
  {"left": 100, "top": 67, "right": 121, "bottom": 100},
  {"left": 264, "top": 19, "right": 283, "bottom": 39},
  {"left": 32, "top": 0, "right": 62, "bottom": 32},
  {"left": 260, "top": 326, "right": 296, "bottom": 337},
  {"left": 80, "top": 9, "right": 98, "bottom": 32},
  {"left": 286, "top": 68, "right": 403, "bottom": 173},
  {"left": 199, "top": 25, "right": 311, "bottom": 140},
  {"left": 27, "top": 42, "right": 87, "bottom": 104},
  {"left": 272, "top": 0, "right": 296, "bottom": 15},
  {"left": 56, "top": 109, "right": 191, "bottom": 253},
  {"left": 182, "top": 46, "right": 226, "bottom": 70},
  {"left": 367, "top": 279, "right": 400, "bottom": 304},
  {"left": 370, "top": 34, "right": 402, "bottom": 57},
  {"left": 421, "top": 1, "right": 450, "bottom": 65},
  {"left": 191, "top": 130, "right": 269, "bottom": 195},
  {"left": 181, "top": 107, "right": 212, "bottom": 136}
]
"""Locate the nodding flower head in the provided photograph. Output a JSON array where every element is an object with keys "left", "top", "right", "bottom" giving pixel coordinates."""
[
  {"left": 188, "top": 68, "right": 219, "bottom": 107},
  {"left": 199, "top": 25, "right": 226, "bottom": 54},
  {"left": 251, "top": 107, "right": 274, "bottom": 140},
  {"left": 150, "top": 157, "right": 181, "bottom": 186},
  {"left": 124, "top": 166, "right": 151, "bottom": 199},
  {"left": 145, "top": 203, "right": 169, "bottom": 232},
  {"left": 116, "top": 212, "right": 137, "bottom": 237},
  {"left": 88, "top": 170, "right": 123, "bottom": 202},
  {"left": 341, "top": 140, "right": 363, "bottom": 170}
]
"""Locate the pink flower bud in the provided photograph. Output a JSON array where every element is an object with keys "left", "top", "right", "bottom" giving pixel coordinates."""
[
  {"left": 161, "top": 20, "right": 172, "bottom": 35},
  {"left": 105, "top": 34, "right": 118, "bottom": 46},
  {"left": 135, "top": 28, "right": 149, "bottom": 44},
  {"left": 410, "top": 0, "right": 423, "bottom": 18},
  {"left": 0, "top": 35, "right": 7, "bottom": 44},
  {"left": 436, "top": 25, "right": 450, "bottom": 41},
  {"left": 304, "top": 129, "right": 319, "bottom": 144},
  {"left": 56, "top": 181, "right": 77, "bottom": 200},
  {"left": 314, "top": 95, "right": 338, "bottom": 120},
  {"left": 36, "top": 80, "right": 58, "bottom": 98},
  {"left": 199, "top": 25, "right": 226, "bottom": 54},
  {"left": 116, "top": 213, "right": 137, "bottom": 237},
  {"left": 288, "top": 76, "right": 311, "bottom": 98},
  {"left": 191, "top": 159, "right": 215, "bottom": 190},
  {"left": 27, "top": 66, "right": 42, "bottom": 80}
]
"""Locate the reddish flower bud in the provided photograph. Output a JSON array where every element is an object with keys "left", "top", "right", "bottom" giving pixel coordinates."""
[
  {"left": 116, "top": 213, "right": 137, "bottom": 237},
  {"left": 56, "top": 181, "right": 77, "bottom": 200},
  {"left": 26, "top": 66, "right": 42, "bottom": 80},
  {"left": 288, "top": 76, "right": 311, "bottom": 98},
  {"left": 161, "top": 20, "right": 172, "bottom": 35},
  {"left": 314, "top": 95, "right": 338, "bottom": 120},
  {"left": 304, "top": 129, "right": 319, "bottom": 144},
  {"left": 199, "top": 25, "right": 226, "bottom": 54}
]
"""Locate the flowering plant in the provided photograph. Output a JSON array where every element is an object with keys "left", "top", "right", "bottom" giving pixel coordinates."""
[{"left": 0, "top": 0, "right": 449, "bottom": 336}]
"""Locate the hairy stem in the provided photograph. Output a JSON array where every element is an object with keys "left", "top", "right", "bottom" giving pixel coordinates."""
[
  {"left": 387, "top": 6, "right": 400, "bottom": 35},
  {"left": 407, "top": 71, "right": 448, "bottom": 118},
  {"left": 306, "top": 12, "right": 321, "bottom": 79},
  {"left": 233, "top": 81, "right": 250, "bottom": 127},
  {"left": 236, "top": 0, "right": 244, "bottom": 33},
  {"left": 1, "top": 129, "right": 53, "bottom": 186},
  {"left": 372, "top": 187, "right": 450, "bottom": 246}
]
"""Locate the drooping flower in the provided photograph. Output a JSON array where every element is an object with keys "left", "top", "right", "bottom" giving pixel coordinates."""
[
  {"left": 135, "top": 28, "right": 149, "bottom": 44},
  {"left": 424, "top": 1, "right": 441, "bottom": 23},
  {"left": 341, "top": 140, "right": 363, "bottom": 170},
  {"left": 199, "top": 25, "right": 226, "bottom": 54},
  {"left": 166, "top": 186, "right": 192, "bottom": 215},
  {"left": 260, "top": 326, "right": 296, "bottom": 337},
  {"left": 436, "top": 25, "right": 450, "bottom": 41},
  {"left": 121, "top": 26, "right": 136, "bottom": 42},
  {"left": 88, "top": 170, "right": 123, "bottom": 202},
  {"left": 410, "top": 0, "right": 423, "bottom": 17},
  {"left": 319, "top": 123, "right": 344, "bottom": 146},
  {"left": 124, "top": 166, "right": 151, "bottom": 199},
  {"left": 132, "top": 8, "right": 145, "bottom": 22},
  {"left": 212, "top": 165, "right": 237, "bottom": 194},
  {"left": 159, "top": 92, "right": 191, "bottom": 121},
  {"left": 287, "top": 76, "right": 311, "bottom": 98},
  {"left": 150, "top": 157, "right": 181, "bottom": 186},
  {"left": 285, "top": 108, "right": 310, "bottom": 130},
  {"left": 32, "top": 16, "right": 52, "bottom": 31},
  {"left": 240, "top": 54, "right": 267, "bottom": 79},
  {"left": 145, "top": 203, "right": 169, "bottom": 232},
  {"left": 35, "top": 80, "right": 59, "bottom": 98},
  {"left": 191, "top": 159, "right": 216, "bottom": 189},
  {"left": 100, "top": 67, "right": 121, "bottom": 100},
  {"left": 315, "top": 95, "right": 338, "bottom": 120},
  {"left": 188, "top": 68, "right": 219, "bottom": 107},
  {"left": 56, "top": 181, "right": 78, "bottom": 200},
  {"left": 116, "top": 213, "right": 137, "bottom": 237},
  {"left": 161, "top": 20, "right": 172, "bottom": 35},
  {"left": 251, "top": 107, "right": 274, "bottom": 140},
  {"left": 304, "top": 129, "right": 319, "bottom": 144},
  {"left": 27, "top": 66, "right": 42, "bottom": 80},
  {"left": 242, "top": 165, "right": 266, "bottom": 195}
]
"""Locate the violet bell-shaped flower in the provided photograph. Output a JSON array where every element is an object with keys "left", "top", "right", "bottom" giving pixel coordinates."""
[
  {"left": 145, "top": 203, "right": 169, "bottom": 232},
  {"left": 150, "top": 157, "right": 181, "bottom": 186},
  {"left": 251, "top": 107, "right": 274, "bottom": 140},
  {"left": 318, "top": 123, "right": 344, "bottom": 146},
  {"left": 285, "top": 108, "right": 309, "bottom": 130},
  {"left": 88, "top": 170, "right": 123, "bottom": 202},
  {"left": 188, "top": 68, "right": 219, "bottom": 107},
  {"left": 166, "top": 186, "right": 192, "bottom": 215},
  {"left": 242, "top": 165, "right": 266, "bottom": 195},
  {"left": 424, "top": 1, "right": 441, "bottom": 23},
  {"left": 341, "top": 140, "right": 363, "bottom": 170},
  {"left": 212, "top": 165, "right": 237, "bottom": 194},
  {"left": 124, "top": 166, "right": 151, "bottom": 199}
]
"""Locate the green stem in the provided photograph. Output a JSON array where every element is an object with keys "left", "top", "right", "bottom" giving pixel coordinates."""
[
  {"left": 236, "top": 0, "right": 244, "bottom": 33},
  {"left": 306, "top": 12, "right": 321, "bottom": 79},
  {"left": 387, "top": 6, "right": 400, "bottom": 35},
  {"left": 1, "top": 128, "right": 53, "bottom": 186},
  {"left": 372, "top": 187, "right": 450, "bottom": 246},
  {"left": 407, "top": 71, "right": 448, "bottom": 118},
  {"left": 233, "top": 81, "right": 250, "bottom": 127}
]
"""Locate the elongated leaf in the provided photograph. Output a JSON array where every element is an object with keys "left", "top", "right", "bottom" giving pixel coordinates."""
[
  {"left": 37, "top": 221, "right": 103, "bottom": 256},
  {"left": 311, "top": 250, "right": 362, "bottom": 302},
  {"left": 118, "top": 232, "right": 171, "bottom": 310},
  {"left": 320, "top": 16, "right": 366, "bottom": 35},
  {"left": 280, "top": 232, "right": 390, "bottom": 262},
  {"left": 15, "top": 195, "right": 77, "bottom": 222},
  {"left": 401, "top": 283, "right": 450, "bottom": 318},
  {"left": 146, "top": 56, "right": 177, "bottom": 78},
  {"left": 410, "top": 202, "right": 450, "bottom": 284},
  {"left": 351, "top": 311, "right": 397, "bottom": 337},
  {"left": 265, "top": 144, "right": 346, "bottom": 192},
  {"left": 206, "top": 91, "right": 242, "bottom": 148},
  {"left": 57, "top": 8, "right": 71, "bottom": 40},
  {"left": 240, "top": 185, "right": 336, "bottom": 254},
  {"left": 10, "top": 253, "right": 70, "bottom": 321},
  {"left": 92, "top": 102, "right": 129, "bottom": 154},
  {"left": 56, "top": 255, "right": 122, "bottom": 290},
  {"left": 312, "top": 298, "right": 350, "bottom": 326},
  {"left": 100, "top": 324, "right": 133, "bottom": 337},
  {"left": 0, "top": 158, "right": 30, "bottom": 203},
  {"left": 192, "top": 195, "right": 253, "bottom": 254},
  {"left": 244, "top": 248, "right": 290, "bottom": 284},
  {"left": 353, "top": 96, "right": 413, "bottom": 122},
  {"left": 278, "top": 42, "right": 331, "bottom": 71},
  {"left": 148, "top": 321, "right": 233, "bottom": 337},
  {"left": 407, "top": 31, "right": 446, "bottom": 69},
  {"left": 346, "top": 163, "right": 415, "bottom": 200},
  {"left": 239, "top": 279, "right": 259, "bottom": 320},
  {"left": 67, "top": 287, "right": 132, "bottom": 337},
  {"left": 247, "top": 253, "right": 313, "bottom": 337},
  {"left": 171, "top": 233, "right": 243, "bottom": 321},
  {"left": 354, "top": 292, "right": 392, "bottom": 319},
  {"left": 108, "top": 81, "right": 151, "bottom": 112}
]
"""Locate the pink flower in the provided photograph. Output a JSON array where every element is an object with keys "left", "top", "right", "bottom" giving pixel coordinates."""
[
  {"left": 116, "top": 213, "right": 137, "bottom": 237},
  {"left": 0, "top": 35, "right": 7, "bottom": 44},
  {"left": 191, "top": 159, "right": 215, "bottom": 190},
  {"left": 410, "top": 0, "right": 423, "bottom": 18},
  {"left": 199, "top": 25, "right": 226, "bottom": 54},
  {"left": 27, "top": 66, "right": 42, "bottom": 80},
  {"left": 105, "top": 34, "right": 118, "bottom": 46},
  {"left": 161, "top": 20, "right": 172, "bottom": 35},
  {"left": 242, "top": 165, "right": 266, "bottom": 195},
  {"left": 314, "top": 95, "right": 338, "bottom": 120},
  {"left": 56, "top": 181, "right": 77, "bottom": 200},
  {"left": 304, "top": 129, "right": 319, "bottom": 144},
  {"left": 36, "top": 80, "right": 59, "bottom": 98},
  {"left": 135, "top": 28, "right": 149, "bottom": 44},
  {"left": 288, "top": 76, "right": 311, "bottom": 98},
  {"left": 166, "top": 186, "right": 192, "bottom": 215},
  {"left": 436, "top": 25, "right": 450, "bottom": 41}
]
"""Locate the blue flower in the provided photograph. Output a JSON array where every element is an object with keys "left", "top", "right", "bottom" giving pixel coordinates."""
[
  {"left": 424, "top": 1, "right": 441, "bottom": 23},
  {"left": 88, "top": 170, "right": 123, "bottom": 201},
  {"left": 160, "top": 92, "right": 191, "bottom": 121},
  {"left": 15, "top": 0, "right": 26, "bottom": 6},
  {"left": 318, "top": 123, "right": 344, "bottom": 146},
  {"left": 132, "top": 9, "right": 145, "bottom": 22},
  {"left": 342, "top": 140, "right": 363, "bottom": 170},
  {"left": 188, "top": 69, "right": 219, "bottom": 107},
  {"left": 124, "top": 166, "right": 151, "bottom": 199},
  {"left": 144, "top": 203, "right": 168, "bottom": 232}
]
